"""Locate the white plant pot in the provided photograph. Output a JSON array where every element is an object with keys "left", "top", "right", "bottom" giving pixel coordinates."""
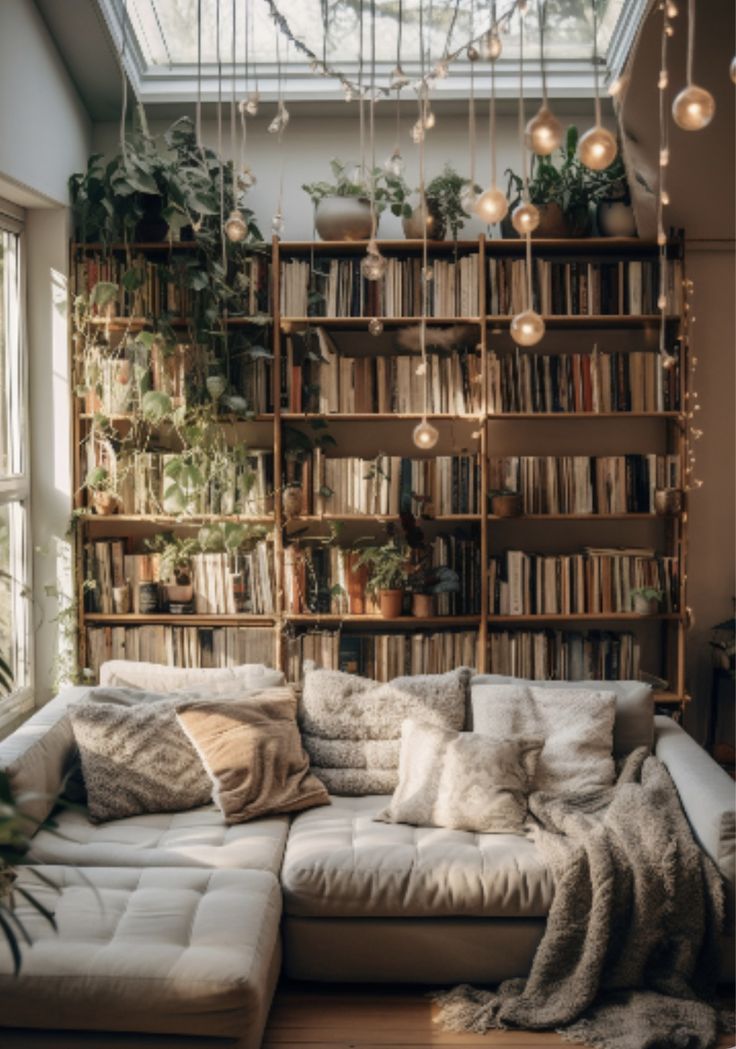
[
  {"left": 597, "top": 201, "right": 637, "bottom": 238},
  {"left": 315, "top": 197, "right": 373, "bottom": 241}
]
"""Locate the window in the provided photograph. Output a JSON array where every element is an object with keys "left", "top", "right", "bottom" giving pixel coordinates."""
[{"left": 0, "top": 207, "right": 31, "bottom": 711}]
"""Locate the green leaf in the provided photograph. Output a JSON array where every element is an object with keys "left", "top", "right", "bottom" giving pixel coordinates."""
[
  {"left": 140, "top": 390, "right": 172, "bottom": 424},
  {"left": 90, "top": 282, "right": 119, "bottom": 308}
]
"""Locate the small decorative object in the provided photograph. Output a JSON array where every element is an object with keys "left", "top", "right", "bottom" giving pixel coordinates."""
[
  {"left": 654, "top": 487, "right": 684, "bottom": 515},
  {"left": 244, "top": 91, "right": 260, "bottom": 116},
  {"left": 236, "top": 166, "right": 257, "bottom": 192},
  {"left": 223, "top": 209, "right": 248, "bottom": 242},
  {"left": 271, "top": 211, "right": 285, "bottom": 237},
  {"left": 315, "top": 195, "right": 372, "bottom": 241},
  {"left": 510, "top": 309, "right": 546, "bottom": 347},
  {"left": 267, "top": 101, "right": 290, "bottom": 134},
  {"left": 525, "top": 105, "right": 563, "bottom": 157},
  {"left": 282, "top": 484, "right": 303, "bottom": 519},
  {"left": 631, "top": 587, "right": 663, "bottom": 615},
  {"left": 511, "top": 201, "right": 541, "bottom": 235},
  {"left": 390, "top": 65, "right": 410, "bottom": 90},
  {"left": 206, "top": 374, "right": 227, "bottom": 402},
  {"left": 112, "top": 584, "right": 130, "bottom": 615},
  {"left": 413, "top": 418, "right": 439, "bottom": 450},
  {"left": 138, "top": 581, "right": 160, "bottom": 614},
  {"left": 384, "top": 149, "right": 404, "bottom": 177},
  {"left": 474, "top": 187, "right": 509, "bottom": 224},
  {"left": 345, "top": 552, "right": 370, "bottom": 614},
  {"left": 303, "top": 159, "right": 411, "bottom": 241},
  {"left": 362, "top": 241, "right": 388, "bottom": 281},
  {"left": 354, "top": 541, "right": 409, "bottom": 620},
  {"left": 491, "top": 491, "right": 523, "bottom": 518},
  {"left": 368, "top": 317, "right": 384, "bottom": 336},
  {"left": 411, "top": 593, "right": 435, "bottom": 617},
  {"left": 466, "top": 44, "right": 479, "bottom": 62}
]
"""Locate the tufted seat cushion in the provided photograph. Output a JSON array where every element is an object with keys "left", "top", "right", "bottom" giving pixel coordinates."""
[
  {"left": 281, "top": 794, "right": 554, "bottom": 919},
  {"left": 0, "top": 866, "right": 281, "bottom": 1046},
  {"left": 28, "top": 804, "right": 289, "bottom": 874}
]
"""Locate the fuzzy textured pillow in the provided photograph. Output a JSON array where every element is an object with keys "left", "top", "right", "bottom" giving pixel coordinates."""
[
  {"left": 67, "top": 698, "right": 212, "bottom": 823},
  {"left": 376, "top": 718, "right": 543, "bottom": 834},
  {"left": 99, "top": 661, "right": 284, "bottom": 691},
  {"left": 471, "top": 683, "right": 617, "bottom": 795},
  {"left": 299, "top": 666, "right": 471, "bottom": 795},
  {"left": 177, "top": 687, "right": 330, "bottom": 824}
]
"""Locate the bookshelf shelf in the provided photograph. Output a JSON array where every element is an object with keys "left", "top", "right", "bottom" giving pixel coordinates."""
[
  {"left": 276, "top": 237, "right": 670, "bottom": 256},
  {"left": 487, "top": 314, "right": 676, "bottom": 329},
  {"left": 83, "top": 614, "right": 276, "bottom": 625},
  {"left": 487, "top": 412, "right": 683, "bottom": 422},
  {"left": 284, "top": 614, "right": 482, "bottom": 626},
  {"left": 88, "top": 316, "right": 270, "bottom": 330},
  {"left": 77, "top": 514, "right": 275, "bottom": 526},
  {"left": 281, "top": 316, "right": 479, "bottom": 329},
  {"left": 487, "top": 613, "right": 681, "bottom": 624}
]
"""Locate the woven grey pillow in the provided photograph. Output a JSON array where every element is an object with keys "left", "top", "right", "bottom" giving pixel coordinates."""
[
  {"left": 298, "top": 666, "right": 471, "bottom": 795},
  {"left": 68, "top": 698, "right": 212, "bottom": 822},
  {"left": 376, "top": 718, "right": 543, "bottom": 834}
]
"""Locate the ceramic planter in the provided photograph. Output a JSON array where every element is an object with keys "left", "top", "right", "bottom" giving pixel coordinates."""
[
  {"left": 491, "top": 493, "right": 523, "bottom": 518},
  {"left": 378, "top": 589, "right": 404, "bottom": 619},
  {"left": 654, "top": 488, "right": 683, "bottom": 515},
  {"left": 632, "top": 594, "right": 660, "bottom": 615},
  {"left": 597, "top": 201, "right": 636, "bottom": 237},
  {"left": 411, "top": 593, "right": 435, "bottom": 618},
  {"left": 402, "top": 199, "right": 446, "bottom": 240},
  {"left": 164, "top": 582, "right": 194, "bottom": 606},
  {"left": 92, "top": 491, "right": 120, "bottom": 516},
  {"left": 315, "top": 197, "right": 373, "bottom": 241},
  {"left": 533, "top": 203, "right": 572, "bottom": 238}
]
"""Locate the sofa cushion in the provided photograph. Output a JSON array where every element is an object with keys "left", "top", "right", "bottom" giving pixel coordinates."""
[
  {"left": 299, "top": 666, "right": 470, "bottom": 795},
  {"left": 471, "top": 675, "right": 653, "bottom": 757},
  {"left": 0, "top": 865, "right": 281, "bottom": 1043},
  {"left": 99, "top": 660, "right": 284, "bottom": 691},
  {"left": 27, "top": 804, "right": 289, "bottom": 874},
  {"left": 281, "top": 794, "right": 554, "bottom": 919}
]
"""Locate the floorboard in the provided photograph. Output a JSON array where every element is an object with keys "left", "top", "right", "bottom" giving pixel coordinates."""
[{"left": 263, "top": 983, "right": 736, "bottom": 1049}]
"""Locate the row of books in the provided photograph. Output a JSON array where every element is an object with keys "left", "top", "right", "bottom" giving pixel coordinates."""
[
  {"left": 284, "top": 330, "right": 482, "bottom": 415},
  {"left": 487, "top": 629, "right": 640, "bottom": 680},
  {"left": 84, "top": 541, "right": 276, "bottom": 615},
  {"left": 75, "top": 253, "right": 270, "bottom": 317},
  {"left": 488, "top": 455, "right": 681, "bottom": 515},
  {"left": 487, "top": 257, "right": 683, "bottom": 316},
  {"left": 85, "top": 626, "right": 275, "bottom": 677},
  {"left": 286, "top": 630, "right": 480, "bottom": 682},
  {"left": 279, "top": 256, "right": 480, "bottom": 318},
  {"left": 303, "top": 451, "right": 482, "bottom": 516},
  {"left": 488, "top": 548, "right": 678, "bottom": 615},
  {"left": 487, "top": 348, "right": 679, "bottom": 415}
]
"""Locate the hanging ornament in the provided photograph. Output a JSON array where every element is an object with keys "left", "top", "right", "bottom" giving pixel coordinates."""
[
  {"left": 672, "top": 84, "right": 716, "bottom": 130},
  {"left": 268, "top": 101, "right": 290, "bottom": 134},
  {"left": 525, "top": 105, "right": 563, "bottom": 155},
  {"left": 466, "top": 44, "right": 480, "bottom": 62},
  {"left": 434, "top": 59, "right": 450, "bottom": 79},
  {"left": 510, "top": 309, "right": 546, "bottom": 346},
  {"left": 390, "top": 65, "right": 410, "bottom": 90},
  {"left": 223, "top": 209, "right": 248, "bottom": 242},
  {"left": 236, "top": 167, "right": 257, "bottom": 192},
  {"left": 666, "top": 1, "right": 678, "bottom": 15},
  {"left": 413, "top": 419, "right": 439, "bottom": 450},
  {"left": 475, "top": 187, "right": 508, "bottom": 224},
  {"left": 384, "top": 148, "right": 405, "bottom": 176},
  {"left": 244, "top": 91, "right": 260, "bottom": 116},
  {"left": 482, "top": 30, "right": 503, "bottom": 60},
  {"left": 512, "top": 201, "right": 541, "bottom": 235},
  {"left": 271, "top": 211, "right": 284, "bottom": 237},
  {"left": 309, "top": 59, "right": 322, "bottom": 74},
  {"left": 368, "top": 317, "right": 384, "bottom": 336},
  {"left": 362, "top": 241, "right": 387, "bottom": 281},
  {"left": 579, "top": 125, "right": 618, "bottom": 170}
]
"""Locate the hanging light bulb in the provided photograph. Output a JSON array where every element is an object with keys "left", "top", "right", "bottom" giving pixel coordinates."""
[
  {"left": 271, "top": 211, "right": 284, "bottom": 237},
  {"left": 415, "top": 361, "right": 427, "bottom": 376},
  {"left": 362, "top": 242, "right": 387, "bottom": 281},
  {"left": 661, "top": 189, "right": 670, "bottom": 205},
  {"left": 511, "top": 201, "right": 541, "bottom": 235},
  {"left": 423, "top": 108, "right": 436, "bottom": 130},
  {"left": 666, "top": 1, "right": 678, "bottom": 15},
  {"left": 578, "top": 125, "right": 618, "bottom": 170},
  {"left": 413, "top": 418, "right": 439, "bottom": 450},
  {"left": 236, "top": 167, "right": 257, "bottom": 192},
  {"left": 482, "top": 31, "right": 503, "bottom": 61},
  {"left": 659, "top": 147, "right": 670, "bottom": 167},
  {"left": 657, "top": 292, "right": 668, "bottom": 310},
  {"left": 268, "top": 102, "right": 290, "bottom": 134},
  {"left": 422, "top": 265, "right": 434, "bottom": 282},
  {"left": 368, "top": 317, "right": 384, "bottom": 336},
  {"left": 672, "top": 84, "right": 716, "bottom": 129},
  {"left": 475, "top": 187, "right": 508, "bottom": 224},
  {"left": 510, "top": 309, "right": 546, "bottom": 346},
  {"left": 525, "top": 105, "right": 563, "bottom": 155},
  {"left": 658, "top": 69, "right": 669, "bottom": 90},
  {"left": 466, "top": 44, "right": 480, "bottom": 62},
  {"left": 244, "top": 91, "right": 260, "bottom": 116},
  {"left": 460, "top": 183, "right": 478, "bottom": 212},
  {"left": 384, "top": 148, "right": 405, "bottom": 177},
  {"left": 661, "top": 352, "right": 677, "bottom": 370},
  {"left": 390, "top": 65, "right": 410, "bottom": 90},
  {"left": 223, "top": 209, "right": 248, "bottom": 242}
]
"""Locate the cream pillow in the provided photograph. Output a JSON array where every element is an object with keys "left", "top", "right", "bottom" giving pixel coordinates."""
[
  {"left": 99, "top": 660, "right": 284, "bottom": 691},
  {"left": 471, "top": 683, "right": 617, "bottom": 795},
  {"left": 376, "top": 718, "right": 543, "bottom": 834}
]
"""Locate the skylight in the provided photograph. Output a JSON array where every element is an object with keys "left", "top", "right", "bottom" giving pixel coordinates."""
[{"left": 98, "top": 0, "right": 643, "bottom": 102}]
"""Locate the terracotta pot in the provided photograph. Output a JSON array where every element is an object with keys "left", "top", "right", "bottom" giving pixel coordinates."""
[
  {"left": 282, "top": 485, "right": 303, "bottom": 518},
  {"left": 654, "top": 488, "right": 683, "bottom": 515},
  {"left": 346, "top": 553, "right": 370, "bottom": 614},
  {"left": 533, "top": 202, "right": 572, "bottom": 238},
  {"left": 411, "top": 593, "right": 435, "bottom": 618},
  {"left": 164, "top": 583, "right": 194, "bottom": 606},
  {"left": 491, "top": 493, "right": 523, "bottom": 518},
  {"left": 632, "top": 594, "right": 660, "bottom": 615},
  {"left": 378, "top": 589, "right": 404, "bottom": 619},
  {"left": 315, "top": 196, "right": 373, "bottom": 241},
  {"left": 92, "top": 491, "right": 120, "bottom": 516},
  {"left": 597, "top": 201, "right": 636, "bottom": 237},
  {"left": 402, "top": 198, "right": 446, "bottom": 240}
]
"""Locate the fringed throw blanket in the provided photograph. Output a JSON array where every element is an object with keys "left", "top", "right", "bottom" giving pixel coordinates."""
[{"left": 435, "top": 748, "right": 728, "bottom": 1049}]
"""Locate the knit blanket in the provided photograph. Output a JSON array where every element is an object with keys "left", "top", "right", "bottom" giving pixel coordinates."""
[{"left": 434, "top": 748, "right": 727, "bottom": 1049}]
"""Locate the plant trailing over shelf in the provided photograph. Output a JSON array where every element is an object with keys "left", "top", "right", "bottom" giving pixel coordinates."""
[{"left": 146, "top": 522, "right": 268, "bottom": 584}]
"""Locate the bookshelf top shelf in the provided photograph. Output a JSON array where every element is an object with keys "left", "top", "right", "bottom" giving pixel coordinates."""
[
  {"left": 276, "top": 237, "right": 679, "bottom": 258},
  {"left": 280, "top": 315, "right": 678, "bottom": 330},
  {"left": 83, "top": 613, "right": 276, "bottom": 625}
]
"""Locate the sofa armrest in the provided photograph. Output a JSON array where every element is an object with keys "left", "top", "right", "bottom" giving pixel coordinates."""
[{"left": 654, "top": 715, "right": 735, "bottom": 890}]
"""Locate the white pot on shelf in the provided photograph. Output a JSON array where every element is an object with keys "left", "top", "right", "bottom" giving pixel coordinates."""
[
  {"left": 315, "top": 197, "right": 374, "bottom": 241},
  {"left": 597, "top": 201, "right": 637, "bottom": 237}
]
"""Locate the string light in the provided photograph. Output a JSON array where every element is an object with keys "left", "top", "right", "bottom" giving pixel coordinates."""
[
  {"left": 579, "top": 0, "right": 618, "bottom": 170},
  {"left": 368, "top": 317, "right": 384, "bottom": 336},
  {"left": 525, "top": 1, "right": 563, "bottom": 155},
  {"left": 672, "top": 0, "right": 715, "bottom": 129},
  {"left": 413, "top": 419, "right": 440, "bottom": 449}
]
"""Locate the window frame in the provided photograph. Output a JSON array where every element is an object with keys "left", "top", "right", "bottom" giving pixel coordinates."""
[{"left": 0, "top": 200, "right": 34, "bottom": 732}]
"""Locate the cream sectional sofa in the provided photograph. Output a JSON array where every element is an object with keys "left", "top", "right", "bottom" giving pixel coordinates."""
[{"left": 0, "top": 679, "right": 733, "bottom": 1049}]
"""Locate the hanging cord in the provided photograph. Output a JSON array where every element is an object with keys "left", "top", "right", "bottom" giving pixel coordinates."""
[
  {"left": 369, "top": 0, "right": 378, "bottom": 240},
  {"left": 592, "top": 0, "right": 602, "bottom": 128},
  {"left": 658, "top": 2, "right": 671, "bottom": 354},
  {"left": 196, "top": 0, "right": 203, "bottom": 153},
  {"left": 216, "top": 0, "right": 226, "bottom": 268},
  {"left": 518, "top": 8, "right": 534, "bottom": 313},
  {"left": 686, "top": 0, "right": 695, "bottom": 85},
  {"left": 393, "top": 0, "right": 403, "bottom": 151},
  {"left": 119, "top": 0, "right": 128, "bottom": 164},
  {"left": 489, "top": 1, "right": 498, "bottom": 187},
  {"left": 358, "top": 0, "right": 365, "bottom": 179},
  {"left": 538, "top": 0, "right": 548, "bottom": 106},
  {"left": 468, "top": 0, "right": 476, "bottom": 188},
  {"left": 240, "top": 0, "right": 247, "bottom": 173},
  {"left": 230, "top": 0, "right": 237, "bottom": 196}
]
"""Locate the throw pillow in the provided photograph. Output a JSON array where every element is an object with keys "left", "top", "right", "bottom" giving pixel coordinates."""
[
  {"left": 471, "top": 683, "right": 617, "bottom": 795},
  {"left": 68, "top": 697, "right": 213, "bottom": 823},
  {"left": 98, "top": 660, "right": 285, "bottom": 691},
  {"left": 299, "top": 666, "right": 471, "bottom": 795},
  {"left": 376, "top": 718, "right": 543, "bottom": 834},
  {"left": 176, "top": 687, "right": 330, "bottom": 824}
]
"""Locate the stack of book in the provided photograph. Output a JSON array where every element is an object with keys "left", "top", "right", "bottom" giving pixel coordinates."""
[
  {"left": 279, "top": 255, "right": 480, "bottom": 318},
  {"left": 487, "top": 347, "right": 679, "bottom": 414},
  {"left": 487, "top": 629, "right": 640, "bottom": 679},
  {"left": 487, "top": 256, "right": 683, "bottom": 316},
  {"left": 488, "top": 455, "right": 681, "bottom": 514},
  {"left": 488, "top": 547, "right": 678, "bottom": 615},
  {"left": 86, "top": 625, "right": 275, "bottom": 677},
  {"left": 286, "top": 629, "right": 480, "bottom": 681}
]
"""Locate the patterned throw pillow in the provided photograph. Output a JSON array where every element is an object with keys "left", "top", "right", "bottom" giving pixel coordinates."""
[
  {"left": 376, "top": 718, "right": 543, "bottom": 834},
  {"left": 299, "top": 666, "right": 471, "bottom": 795}
]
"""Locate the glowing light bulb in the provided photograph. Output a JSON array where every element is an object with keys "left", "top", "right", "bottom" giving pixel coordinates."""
[
  {"left": 368, "top": 317, "right": 384, "bottom": 336},
  {"left": 665, "top": 24, "right": 674, "bottom": 36},
  {"left": 466, "top": 44, "right": 480, "bottom": 62},
  {"left": 482, "top": 31, "right": 502, "bottom": 61},
  {"left": 672, "top": 85, "right": 716, "bottom": 130},
  {"left": 362, "top": 246, "right": 387, "bottom": 281},
  {"left": 422, "top": 265, "right": 434, "bottom": 282},
  {"left": 661, "top": 353, "right": 677, "bottom": 370},
  {"left": 658, "top": 293, "right": 667, "bottom": 310},
  {"left": 390, "top": 65, "right": 410, "bottom": 90},
  {"left": 661, "top": 190, "right": 670, "bottom": 205},
  {"left": 384, "top": 149, "right": 405, "bottom": 177},
  {"left": 578, "top": 125, "right": 618, "bottom": 170},
  {"left": 657, "top": 230, "right": 667, "bottom": 246},
  {"left": 525, "top": 105, "right": 563, "bottom": 156},
  {"left": 666, "top": 1, "right": 678, "bottom": 15},
  {"left": 658, "top": 70, "right": 669, "bottom": 90},
  {"left": 415, "top": 362, "right": 427, "bottom": 376},
  {"left": 659, "top": 147, "right": 670, "bottom": 167},
  {"left": 413, "top": 419, "right": 439, "bottom": 450},
  {"left": 518, "top": 0, "right": 529, "bottom": 14},
  {"left": 460, "top": 184, "right": 477, "bottom": 213},
  {"left": 510, "top": 309, "right": 545, "bottom": 346},
  {"left": 474, "top": 186, "right": 509, "bottom": 224},
  {"left": 223, "top": 209, "right": 248, "bottom": 242},
  {"left": 411, "top": 121, "right": 425, "bottom": 144},
  {"left": 511, "top": 201, "right": 541, "bottom": 235}
]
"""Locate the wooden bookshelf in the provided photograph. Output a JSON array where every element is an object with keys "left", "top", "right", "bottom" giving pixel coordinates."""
[{"left": 72, "top": 234, "right": 690, "bottom": 704}]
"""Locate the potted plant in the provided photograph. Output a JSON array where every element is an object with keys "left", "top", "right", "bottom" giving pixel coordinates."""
[
  {"left": 354, "top": 542, "right": 409, "bottom": 618},
  {"left": 631, "top": 586, "right": 663, "bottom": 615},
  {"left": 505, "top": 127, "right": 594, "bottom": 239},
  {"left": 490, "top": 489, "right": 523, "bottom": 518},
  {"left": 403, "top": 166, "right": 480, "bottom": 241},
  {"left": 302, "top": 160, "right": 411, "bottom": 241},
  {"left": 407, "top": 564, "right": 460, "bottom": 617},
  {"left": 146, "top": 534, "right": 199, "bottom": 610},
  {"left": 84, "top": 466, "right": 120, "bottom": 516},
  {"left": 589, "top": 154, "right": 636, "bottom": 237}
]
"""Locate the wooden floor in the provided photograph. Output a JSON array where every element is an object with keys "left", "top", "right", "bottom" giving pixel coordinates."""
[{"left": 264, "top": 983, "right": 736, "bottom": 1048}]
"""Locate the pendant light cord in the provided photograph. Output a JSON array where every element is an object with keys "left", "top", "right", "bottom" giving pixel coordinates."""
[
  {"left": 686, "top": 0, "right": 695, "bottom": 85},
  {"left": 468, "top": 0, "right": 476, "bottom": 188},
  {"left": 538, "top": 0, "right": 548, "bottom": 106},
  {"left": 592, "top": 0, "right": 602, "bottom": 128},
  {"left": 119, "top": 0, "right": 128, "bottom": 163}
]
